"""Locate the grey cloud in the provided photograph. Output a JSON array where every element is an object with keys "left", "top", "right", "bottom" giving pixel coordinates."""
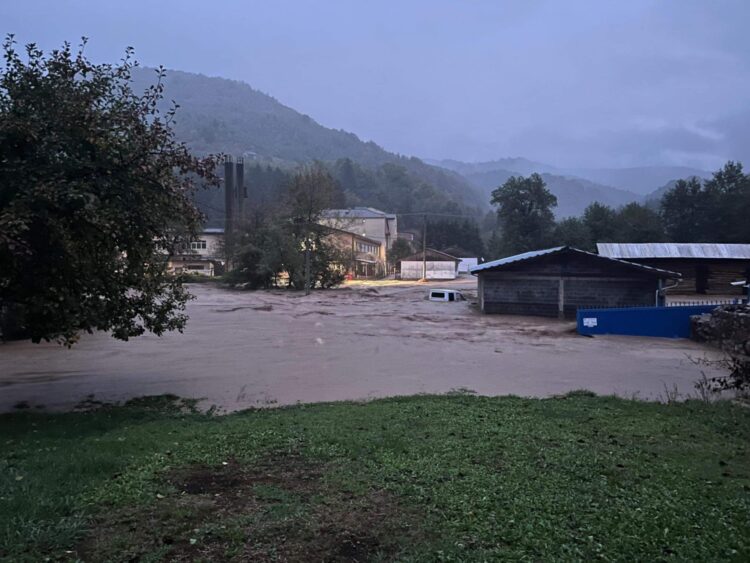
[{"left": 1, "top": 0, "right": 748, "bottom": 169}]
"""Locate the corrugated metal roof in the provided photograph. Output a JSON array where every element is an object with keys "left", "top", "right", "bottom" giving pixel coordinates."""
[
  {"left": 470, "top": 247, "right": 565, "bottom": 273},
  {"left": 402, "top": 248, "right": 461, "bottom": 262},
  {"left": 323, "top": 226, "right": 382, "bottom": 247},
  {"left": 470, "top": 246, "right": 680, "bottom": 278},
  {"left": 597, "top": 243, "right": 750, "bottom": 260}
]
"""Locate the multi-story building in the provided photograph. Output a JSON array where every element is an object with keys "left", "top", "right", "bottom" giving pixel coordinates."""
[
  {"left": 325, "top": 227, "right": 385, "bottom": 279},
  {"left": 320, "top": 207, "right": 398, "bottom": 256},
  {"left": 167, "top": 228, "right": 225, "bottom": 277}
]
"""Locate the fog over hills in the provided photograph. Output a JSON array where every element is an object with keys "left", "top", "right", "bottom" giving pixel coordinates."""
[
  {"left": 130, "top": 67, "right": 486, "bottom": 212},
  {"left": 564, "top": 166, "right": 712, "bottom": 196},
  {"left": 435, "top": 164, "right": 640, "bottom": 218},
  {"left": 434, "top": 159, "right": 712, "bottom": 196},
  {"left": 131, "top": 67, "right": 716, "bottom": 218}
]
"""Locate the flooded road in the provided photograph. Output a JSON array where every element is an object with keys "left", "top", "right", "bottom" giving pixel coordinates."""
[{"left": 0, "top": 281, "right": 724, "bottom": 412}]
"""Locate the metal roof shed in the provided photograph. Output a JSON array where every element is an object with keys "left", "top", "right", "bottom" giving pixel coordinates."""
[
  {"left": 471, "top": 246, "right": 680, "bottom": 318},
  {"left": 597, "top": 243, "right": 750, "bottom": 295}
]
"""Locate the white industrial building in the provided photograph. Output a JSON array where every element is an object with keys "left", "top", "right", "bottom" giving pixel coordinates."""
[{"left": 400, "top": 249, "right": 461, "bottom": 280}]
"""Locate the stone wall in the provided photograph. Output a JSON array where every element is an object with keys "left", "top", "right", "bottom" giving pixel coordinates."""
[{"left": 691, "top": 305, "right": 750, "bottom": 356}]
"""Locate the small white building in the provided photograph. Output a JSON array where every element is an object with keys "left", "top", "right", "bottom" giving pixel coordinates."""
[
  {"left": 400, "top": 248, "right": 461, "bottom": 280},
  {"left": 457, "top": 257, "right": 479, "bottom": 274}
]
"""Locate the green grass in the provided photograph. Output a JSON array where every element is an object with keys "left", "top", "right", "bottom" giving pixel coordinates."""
[{"left": 1, "top": 394, "right": 749, "bottom": 561}]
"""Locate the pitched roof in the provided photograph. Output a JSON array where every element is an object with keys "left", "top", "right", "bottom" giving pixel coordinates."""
[
  {"left": 322, "top": 226, "right": 382, "bottom": 247},
  {"left": 470, "top": 246, "right": 680, "bottom": 278},
  {"left": 321, "top": 207, "right": 397, "bottom": 219},
  {"left": 597, "top": 243, "right": 750, "bottom": 260},
  {"left": 401, "top": 248, "right": 461, "bottom": 263}
]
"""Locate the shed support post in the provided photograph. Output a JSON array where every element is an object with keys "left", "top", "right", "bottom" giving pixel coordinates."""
[
  {"left": 656, "top": 278, "right": 665, "bottom": 306},
  {"left": 478, "top": 275, "right": 484, "bottom": 312},
  {"left": 558, "top": 277, "right": 565, "bottom": 319}
]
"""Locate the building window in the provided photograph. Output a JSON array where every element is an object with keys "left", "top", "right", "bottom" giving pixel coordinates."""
[
  {"left": 357, "top": 242, "right": 377, "bottom": 254},
  {"left": 191, "top": 240, "right": 207, "bottom": 250},
  {"left": 187, "top": 264, "right": 206, "bottom": 270}
]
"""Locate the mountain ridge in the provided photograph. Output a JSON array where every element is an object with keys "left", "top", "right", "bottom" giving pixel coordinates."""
[
  {"left": 433, "top": 158, "right": 711, "bottom": 196},
  {"left": 130, "top": 67, "right": 486, "bottom": 212},
  {"left": 130, "top": 67, "right": 711, "bottom": 218}
]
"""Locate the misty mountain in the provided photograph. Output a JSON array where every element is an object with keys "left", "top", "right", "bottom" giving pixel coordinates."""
[
  {"left": 641, "top": 175, "right": 708, "bottom": 211},
  {"left": 459, "top": 168, "right": 639, "bottom": 218},
  {"left": 644, "top": 180, "right": 679, "bottom": 206},
  {"left": 435, "top": 158, "right": 712, "bottom": 197},
  {"left": 564, "top": 166, "right": 712, "bottom": 196},
  {"left": 130, "top": 68, "right": 485, "bottom": 212},
  {"left": 429, "top": 157, "right": 558, "bottom": 177}
]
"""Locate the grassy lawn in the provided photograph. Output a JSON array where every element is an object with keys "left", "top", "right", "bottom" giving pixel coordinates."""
[{"left": 1, "top": 393, "right": 749, "bottom": 562}]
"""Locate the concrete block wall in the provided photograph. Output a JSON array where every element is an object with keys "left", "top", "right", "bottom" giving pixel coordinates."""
[
  {"left": 564, "top": 278, "right": 656, "bottom": 309},
  {"left": 481, "top": 275, "right": 658, "bottom": 318},
  {"left": 481, "top": 277, "right": 558, "bottom": 317}
]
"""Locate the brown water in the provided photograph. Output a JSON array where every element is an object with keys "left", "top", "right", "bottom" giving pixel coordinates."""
[{"left": 0, "top": 280, "right": 725, "bottom": 412}]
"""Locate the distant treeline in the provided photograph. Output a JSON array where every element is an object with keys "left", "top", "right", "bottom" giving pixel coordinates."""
[
  {"left": 195, "top": 157, "right": 477, "bottom": 229},
  {"left": 487, "top": 161, "right": 750, "bottom": 258},
  {"left": 196, "top": 159, "right": 748, "bottom": 262}
]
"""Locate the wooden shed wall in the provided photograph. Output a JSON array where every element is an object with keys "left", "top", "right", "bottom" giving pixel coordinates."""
[
  {"left": 627, "top": 259, "right": 750, "bottom": 295},
  {"left": 478, "top": 252, "right": 661, "bottom": 318}
]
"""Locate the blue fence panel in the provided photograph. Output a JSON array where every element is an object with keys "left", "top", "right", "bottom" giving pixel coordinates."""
[{"left": 577, "top": 305, "right": 719, "bottom": 338}]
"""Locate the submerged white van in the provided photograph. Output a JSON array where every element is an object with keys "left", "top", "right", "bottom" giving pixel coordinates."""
[{"left": 428, "top": 289, "right": 464, "bottom": 302}]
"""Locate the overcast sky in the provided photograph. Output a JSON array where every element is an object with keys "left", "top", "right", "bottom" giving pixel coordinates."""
[{"left": 3, "top": 0, "right": 749, "bottom": 169}]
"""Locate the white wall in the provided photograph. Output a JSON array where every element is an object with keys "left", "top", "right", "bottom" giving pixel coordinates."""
[
  {"left": 401, "top": 261, "right": 457, "bottom": 280},
  {"left": 191, "top": 233, "right": 224, "bottom": 259},
  {"left": 457, "top": 258, "right": 478, "bottom": 273}
]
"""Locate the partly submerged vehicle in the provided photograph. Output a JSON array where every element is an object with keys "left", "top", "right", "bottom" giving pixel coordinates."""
[{"left": 428, "top": 289, "right": 464, "bottom": 302}]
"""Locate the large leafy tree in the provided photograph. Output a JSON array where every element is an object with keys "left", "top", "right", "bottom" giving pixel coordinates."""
[
  {"left": 582, "top": 202, "right": 618, "bottom": 243},
  {"left": 0, "top": 37, "right": 219, "bottom": 344},
  {"left": 701, "top": 161, "right": 750, "bottom": 243},
  {"left": 660, "top": 177, "right": 706, "bottom": 242},
  {"left": 553, "top": 217, "right": 593, "bottom": 250},
  {"left": 490, "top": 173, "right": 557, "bottom": 254},
  {"left": 286, "top": 163, "right": 345, "bottom": 293},
  {"left": 658, "top": 162, "right": 749, "bottom": 243},
  {"left": 613, "top": 202, "right": 666, "bottom": 242}
]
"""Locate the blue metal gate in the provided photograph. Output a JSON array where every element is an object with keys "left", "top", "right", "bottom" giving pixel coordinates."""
[{"left": 576, "top": 304, "right": 720, "bottom": 338}]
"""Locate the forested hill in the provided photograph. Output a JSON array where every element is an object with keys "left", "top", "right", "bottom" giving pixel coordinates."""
[{"left": 129, "top": 67, "right": 485, "bottom": 212}]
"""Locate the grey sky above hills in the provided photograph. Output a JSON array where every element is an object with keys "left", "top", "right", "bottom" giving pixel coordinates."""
[
  {"left": 125, "top": 67, "right": 705, "bottom": 217},
  {"left": 3, "top": 0, "right": 748, "bottom": 170}
]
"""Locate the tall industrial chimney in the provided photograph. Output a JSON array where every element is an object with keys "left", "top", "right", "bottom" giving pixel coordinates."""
[{"left": 235, "top": 157, "right": 245, "bottom": 220}]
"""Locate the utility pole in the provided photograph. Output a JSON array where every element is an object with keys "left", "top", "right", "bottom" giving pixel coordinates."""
[
  {"left": 304, "top": 234, "right": 312, "bottom": 296},
  {"left": 422, "top": 215, "right": 427, "bottom": 281}
]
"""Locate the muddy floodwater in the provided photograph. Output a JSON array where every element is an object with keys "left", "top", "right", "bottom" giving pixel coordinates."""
[{"left": 0, "top": 280, "right": 726, "bottom": 412}]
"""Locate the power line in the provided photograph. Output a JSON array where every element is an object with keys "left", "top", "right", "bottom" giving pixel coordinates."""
[{"left": 396, "top": 212, "right": 479, "bottom": 218}]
